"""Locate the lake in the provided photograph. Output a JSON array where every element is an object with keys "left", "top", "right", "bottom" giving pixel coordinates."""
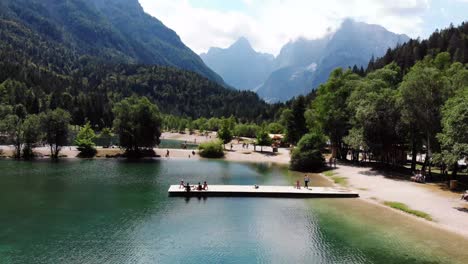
[{"left": 0, "top": 159, "right": 467, "bottom": 263}]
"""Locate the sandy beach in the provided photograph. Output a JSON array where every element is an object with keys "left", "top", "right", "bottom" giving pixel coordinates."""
[
  {"left": 0, "top": 132, "right": 291, "bottom": 165},
  {"left": 331, "top": 163, "right": 468, "bottom": 238}
]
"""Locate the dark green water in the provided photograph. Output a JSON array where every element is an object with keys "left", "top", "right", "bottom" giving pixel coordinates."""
[
  {"left": 0, "top": 159, "right": 467, "bottom": 264},
  {"left": 158, "top": 139, "right": 198, "bottom": 150}
]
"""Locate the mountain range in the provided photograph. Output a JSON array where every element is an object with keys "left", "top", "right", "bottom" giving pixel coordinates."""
[{"left": 202, "top": 19, "right": 410, "bottom": 102}]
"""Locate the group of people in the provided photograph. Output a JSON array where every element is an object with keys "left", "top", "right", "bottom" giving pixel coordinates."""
[
  {"left": 179, "top": 180, "right": 208, "bottom": 192},
  {"left": 241, "top": 143, "right": 250, "bottom": 149},
  {"left": 411, "top": 170, "right": 426, "bottom": 183},
  {"left": 295, "top": 175, "right": 311, "bottom": 189}
]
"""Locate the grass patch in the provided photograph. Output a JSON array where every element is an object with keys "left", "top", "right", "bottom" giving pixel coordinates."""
[
  {"left": 383, "top": 201, "right": 432, "bottom": 221},
  {"left": 323, "top": 171, "right": 348, "bottom": 186}
]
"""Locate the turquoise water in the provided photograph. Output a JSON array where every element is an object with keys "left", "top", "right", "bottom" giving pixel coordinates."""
[
  {"left": 0, "top": 159, "right": 467, "bottom": 263},
  {"left": 158, "top": 139, "right": 198, "bottom": 150}
]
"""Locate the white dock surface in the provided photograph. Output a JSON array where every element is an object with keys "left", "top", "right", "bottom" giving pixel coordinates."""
[{"left": 168, "top": 185, "right": 359, "bottom": 198}]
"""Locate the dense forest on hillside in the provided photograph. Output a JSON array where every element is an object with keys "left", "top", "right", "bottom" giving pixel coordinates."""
[
  {"left": 367, "top": 22, "right": 468, "bottom": 74},
  {"left": 0, "top": 0, "right": 223, "bottom": 82},
  {"left": 0, "top": 0, "right": 280, "bottom": 128},
  {"left": 0, "top": 56, "right": 278, "bottom": 127}
]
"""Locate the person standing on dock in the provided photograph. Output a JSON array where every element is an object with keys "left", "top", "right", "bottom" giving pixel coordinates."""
[
  {"left": 304, "top": 175, "right": 310, "bottom": 188},
  {"left": 296, "top": 180, "right": 301, "bottom": 189}
]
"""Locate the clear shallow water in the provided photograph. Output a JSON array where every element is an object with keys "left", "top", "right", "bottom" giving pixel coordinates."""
[
  {"left": 158, "top": 139, "right": 198, "bottom": 150},
  {"left": 0, "top": 159, "right": 467, "bottom": 264}
]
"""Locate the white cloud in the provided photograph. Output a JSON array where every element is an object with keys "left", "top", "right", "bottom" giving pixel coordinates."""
[{"left": 139, "top": 0, "right": 430, "bottom": 56}]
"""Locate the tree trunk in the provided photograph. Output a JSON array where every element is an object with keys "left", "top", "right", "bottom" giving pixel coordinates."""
[
  {"left": 14, "top": 142, "right": 21, "bottom": 159},
  {"left": 411, "top": 137, "right": 417, "bottom": 171},
  {"left": 451, "top": 163, "right": 459, "bottom": 181}
]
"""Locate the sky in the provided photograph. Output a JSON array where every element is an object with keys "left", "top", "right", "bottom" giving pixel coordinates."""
[{"left": 139, "top": 0, "right": 468, "bottom": 56}]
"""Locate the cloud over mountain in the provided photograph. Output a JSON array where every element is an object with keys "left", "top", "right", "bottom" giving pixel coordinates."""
[{"left": 140, "top": 0, "right": 431, "bottom": 55}]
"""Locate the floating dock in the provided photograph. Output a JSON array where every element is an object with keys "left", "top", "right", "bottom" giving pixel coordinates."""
[{"left": 168, "top": 185, "right": 359, "bottom": 198}]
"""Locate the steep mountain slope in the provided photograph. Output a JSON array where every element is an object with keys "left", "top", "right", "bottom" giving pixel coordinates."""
[
  {"left": 257, "top": 19, "right": 409, "bottom": 102},
  {"left": 201, "top": 37, "right": 274, "bottom": 90},
  {"left": 311, "top": 19, "right": 409, "bottom": 86},
  {"left": 0, "top": 0, "right": 277, "bottom": 126},
  {"left": 0, "top": 0, "right": 223, "bottom": 83},
  {"left": 274, "top": 37, "right": 329, "bottom": 70}
]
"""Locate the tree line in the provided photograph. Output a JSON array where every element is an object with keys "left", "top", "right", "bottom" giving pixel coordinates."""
[
  {"left": 282, "top": 52, "right": 467, "bottom": 177},
  {"left": 0, "top": 96, "right": 163, "bottom": 159}
]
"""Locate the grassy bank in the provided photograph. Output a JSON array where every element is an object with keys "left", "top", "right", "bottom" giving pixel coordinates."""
[
  {"left": 323, "top": 171, "right": 348, "bottom": 186},
  {"left": 383, "top": 201, "right": 432, "bottom": 221}
]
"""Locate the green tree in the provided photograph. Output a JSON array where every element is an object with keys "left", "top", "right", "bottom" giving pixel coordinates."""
[
  {"left": 256, "top": 129, "right": 272, "bottom": 152},
  {"left": 22, "top": 114, "right": 41, "bottom": 159},
  {"left": 3, "top": 114, "right": 23, "bottom": 158},
  {"left": 218, "top": 119, "right": 233, "bottom": 148},
  {"left": 234, "top": 123, "right": 259, "bottom": 138},
  {"left": 399, "top": 61, "right": 450, "bottom": 169},
  {"left": 284, "top": 96, "right": 308, "bottom": 145},
  {"left": 435, "top": 89, "right": 468, "bottom": 179},
  {"left": 343, "top": 127, "right": 366, "bottom": 162},
  {"left": 309, "top": 69, "right": 357, "bottom": 158},
  {"left": 75, "top": 122, "right": 97, "bottom": 157},
  {"left": 113, "top": 96, "right": 162, "bottom": 155},
  {"left": 40, "top": 108, "right": 71, "bottom": 159},
  {"left": 99, "top": 128, "right": 113, "bottom": 148},
  {"left": 267, "top": 122, "right": 285, "bottom": 134},
  {"left": 290, "top": 132, "right": 326, "bottom": 171}
]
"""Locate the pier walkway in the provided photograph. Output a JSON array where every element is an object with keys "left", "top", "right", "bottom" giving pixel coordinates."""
[{"left": 168, "top": 185, "right": 359, "bottom": 198}]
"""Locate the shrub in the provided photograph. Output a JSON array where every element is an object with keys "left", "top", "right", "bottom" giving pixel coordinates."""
[
  {"left": 75, "top": 122, "right": 97, "bottom": 158},
  {"left": 198, "top": 140, "right": 225, "bottom": 158},
  {"left": 290, "top": 132, "right": 326, "bottom": 171}
]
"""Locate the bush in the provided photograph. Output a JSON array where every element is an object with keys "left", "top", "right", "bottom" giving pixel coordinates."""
[
  {"left": 290, "top": 132, "right": 326, "bottom": 171},
  {"left": 198, "top": 140, "right": 225, "bottom": 158},
  {"left": 75, "top": 122, "right": 97, "bottom": 158}
]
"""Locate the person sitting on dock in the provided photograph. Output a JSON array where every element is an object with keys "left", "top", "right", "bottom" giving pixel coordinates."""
[
  {"left": 203, "top": 181, "right": 208, "bottom": 190},
  {"left": 197, "top": 182, "right": 203, "bottom": 191},
  {"left": 179, "top": 180, "right": 185, "bottom": 189},
  {"left": 185, "top": 182, "right": 191, "bottom": 192}
]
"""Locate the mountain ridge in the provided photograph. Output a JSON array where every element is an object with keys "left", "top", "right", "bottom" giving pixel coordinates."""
[
  {"left": 200, "top": 37, "right": 274, "bottom": 90},
  {"left": 0, "top": 0, "right": 224, "bottom": 83},
  {"left": 203, "top": 19, "right": 409, "bottom": 102}
]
